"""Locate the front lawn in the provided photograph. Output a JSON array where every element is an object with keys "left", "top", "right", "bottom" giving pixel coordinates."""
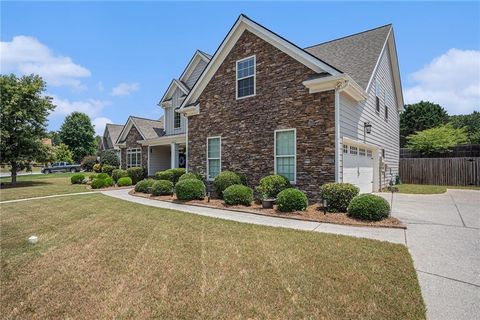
[
  {"left": 0, "top": 173, "right": 90, "bottom": 201},
  {"left": 1, "top": 194, "right": 425, "bottom": 319},
  {"left": 393, "top": 184, "right": 480, "bottom": 194}
]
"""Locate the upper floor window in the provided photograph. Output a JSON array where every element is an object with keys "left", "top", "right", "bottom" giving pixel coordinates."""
[
  {"left": 127, "top": 148, "right": 142, "bottom": 168},
  {"left": 207, "top": 137, "right": 221, "bottom": 180},
  {"left": 275, "top": 129, "right": 296, "bottom": 183},
  {"left": 174, "top": 109, "right": 181, "bottom": 129},
  {"left": 236, "top": 56, "right": 255, "bottom": 99},
  {"left": 384, "top": 92, "right": 389, "bottom": 120},
  {"left": 375, "top": 79, "right": 381, "bottom": 113}
]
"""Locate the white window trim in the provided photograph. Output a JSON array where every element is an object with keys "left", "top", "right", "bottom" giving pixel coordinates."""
[
  {"left": 174, "top": 109, "right": 181, "bottom": 129},
  {"left": 206, "top": 136, "right": 221, "bottom": 181},
  {"left": 126, "top": 147, "right": 142, "bottom": 168},
  {"left": 236, "top": 55, "right": 256, "bottom": 100},
  {"left": 274, "top": 128, "right": 296, "bottom": 184}
]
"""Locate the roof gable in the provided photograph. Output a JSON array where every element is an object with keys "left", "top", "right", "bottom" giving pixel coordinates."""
[
  {"left": 103, "top": 123, "right": 124, "bottom": 149},
  {"left": 181, "top": 14, "right": 341, "bottom": 109},
  {"left": 115, "top": 116, "right": 164, "bottom": 144}
]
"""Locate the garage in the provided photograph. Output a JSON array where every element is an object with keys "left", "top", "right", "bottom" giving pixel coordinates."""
[{"left": 342, "top": 143, "right": 374, "bottom": 193}]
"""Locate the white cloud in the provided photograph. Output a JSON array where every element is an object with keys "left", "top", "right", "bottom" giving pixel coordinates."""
[
  {"left": 111, "top": 82, "right": 139, "bottom": 96},
  {"left": 50, "top": 95, "right": 110, "bottom": 118},
  {"left": 404, "top": 49, "right": 480, "bottom": 115},
  {"left": 92, "top": 117, "right": 113, "bottom": 136},
  {"left": 0, "top": 35, "right": 91, "bottom": 90}
]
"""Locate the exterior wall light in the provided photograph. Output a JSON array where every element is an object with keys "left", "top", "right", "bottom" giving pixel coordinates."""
[{"left": 364, "top": 122, "right": 372, "bottom": 134}]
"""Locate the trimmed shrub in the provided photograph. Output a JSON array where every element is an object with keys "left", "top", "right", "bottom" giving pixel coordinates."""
[
  {"left": 101, "top": 164, "right": 116, "bottom": 176},
  {"left": 127, "top": 167, "right": 144, "bottom": 184},
  {"left": 276, "top": 188, "right": 308, "bottom": 212},
  {"left": 91, "top": 178, "right": 107, "bottom": 189},
  {"left": 175, "top": 179, "right": 205, "bottom": 200},
  {"left": 101, "top": 149, "right": 120, "bottom": 167},
  {"left": 93, "top": 163, "right": 102, "bottom": 173},
  {"left": 256, "top": 175, "right": 291, "bottom": 199},
  {"left": 348, "top": 194, "right": 390, "bottom": 221},
  {"left": 97, "top": 173, "right": 109, "bottom": 180},
  {"left": 88, "top": 173, "right": 97, "bottom": 180},
  {"left": 155, "top": 170, "right": 173, "bottom": 182},
  {"left": 71, "top": 173, "right": 85, "bottom": 184},
  {"left": 178, "top": 172, "right": 202, "bottom": 182},
  {"left": 170, "top": 168, "right": 186, "bottom": 184},
  {"left": 135, "top": 179, "right": 156, "bottom": 193},
  {"left": 319, "top": 183, "right": 359, "bottom": 213},
  {"left": 112, "top": 169, "right": 128, "bottom": 182},
  {"left": 151, "top": 180, "right": 174, "bottom": 196},
  {"left": 81, "top": 155, "right": 97, "bottom": 172},
  {"left": 214, "top": 171, "right": 242, "bottom": 198},
  {"left": 104, "top": 177, "right": 114, "bottom": 187},
  {"left": 117, "top": 176, "right": 133, "bottom": 187},
  {"left": 223, "top": 184, "right": 253, "bottom": 206}
]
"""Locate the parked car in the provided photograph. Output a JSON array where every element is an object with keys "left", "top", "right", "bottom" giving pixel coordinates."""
[{"left": 41, "top": 162, "right": 82, "bottom": 174}]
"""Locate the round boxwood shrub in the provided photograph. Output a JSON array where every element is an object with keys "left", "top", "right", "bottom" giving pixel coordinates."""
[
  {"left": 117, "top": 176, "right": 133, "bottom": 187},
  {"left": 88, "top": 173, "right": 97, "bottom": 180},
  {"left": 178, "top": 172, "right": 201, "bottom": 182},
  {"left": 347, "top": 194, "right": 391, "bottom": 221},
  {"left": 127, "top": 167, "right": 144, "bottom": 184},
  {"left": 93, "top": 163, "right": 102, "bottom": 173},
  {"left": 276, "top": 188, "right": 308, "bottom": 212},
  {"left": 71, "top": 173, "right": 85, "bottom": 184},
  {"left": 319, "top": 183, "right": 360, "bottom": 213},
  {"left": 151, "top": 180, "right": 174, "bottom": 196},
  {"left": 175, "top": 179, "right": 205, "bottom": 200},
  {"left": 97, "top": 173, "right": 109, "bottom": 180},
  {"left": 214, "top": 171, "right": 242, "bottom": 198},
  {"left": 135, "top": 179, "right": 156, "bottom": 193},
  {"left": 256, "top": 174, "right": 291, "bottom": 199},
  {"left": 112, "top": 169, "right": 128, "bottom": 182},
  {"left": 223, "top": 184, "right": 253, "bottom": 206},
  {"left": 91, "top": 178, "right": 107, "bottom": 189},
  {"left": 104, "top": 177, "right": 114, "bottom": 187},
  {"left": 155, "top": 170, "right": 173, "bottom": 181},
  {"left": 101, "top": 164, "right": 117, "bottom": 176}
]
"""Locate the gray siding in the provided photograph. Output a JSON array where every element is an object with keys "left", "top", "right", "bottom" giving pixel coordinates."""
[
  {"left": 339, "top": 46, "right": 400, "bottom": 189},
  {"left": 185, "top": 59, "right": 207, "bottom": 89},
  {"left": 149, "top": 145, "right": 171, "bottom": 175},
  {"left": 165, "top": 87, "right": 186, "bottom": 135}
]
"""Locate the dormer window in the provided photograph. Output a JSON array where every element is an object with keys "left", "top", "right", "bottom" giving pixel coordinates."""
[
  {"left": 174, "top": 109, "right": 181, "bottom": 129},
  {"left": 236, "top": 56, "right": 256, "bottom": 99}
]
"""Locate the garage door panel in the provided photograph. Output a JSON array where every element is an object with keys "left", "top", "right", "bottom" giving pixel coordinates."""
[{"left": 343, "top": 144, "right": 374, "bottom": 193}]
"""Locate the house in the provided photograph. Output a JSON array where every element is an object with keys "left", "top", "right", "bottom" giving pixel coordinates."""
[
  {"left": 116, "top": 14, "right": 403, "bottom": 199},
  {"left": 99, "top": 123, "right": 124, "bottom": 156}
]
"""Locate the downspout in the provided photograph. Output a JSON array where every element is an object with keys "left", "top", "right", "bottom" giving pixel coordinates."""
[
  {"left": 185, "top": 116, "right": 189, "bottom": 172},
  {"left": 334, "top": 79, "right": 348, "bottom": 183}
]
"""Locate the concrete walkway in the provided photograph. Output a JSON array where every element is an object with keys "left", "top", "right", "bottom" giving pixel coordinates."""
[
  {"left": 379, "top": 189, "right": 480, "bottom": 320},
  {"left": 101, "top": 188, "right": 406, "bottom": 244}
]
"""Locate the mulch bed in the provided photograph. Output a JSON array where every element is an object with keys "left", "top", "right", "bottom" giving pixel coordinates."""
[{"left": 130, "top": 190, "right": 405, "bottom": 229}]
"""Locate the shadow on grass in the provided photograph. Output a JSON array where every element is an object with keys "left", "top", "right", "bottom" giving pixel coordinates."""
[{"left": 0, "top": 181, "right": 52, "bottom": 189}]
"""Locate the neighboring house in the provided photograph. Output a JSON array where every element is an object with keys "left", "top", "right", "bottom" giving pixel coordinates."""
[
  {"left": 177, "top": 15, "right": 403, "bottom": 199},
  {"left": 99, "top": 123, "right": 124, "bottom": 157}
]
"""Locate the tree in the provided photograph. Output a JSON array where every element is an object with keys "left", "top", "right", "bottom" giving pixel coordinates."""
[
  {"left": 59, "top": 112, "right": 96, "bottom": 163},
  {"left": 0, "top": 74, "right": 55, "bottom": 184},
  {"left": 101, "top": 149, "right": 120, "bottom": 167},
  {"left": 48, "top": 130, "right": 62, "bottom": 146},
  {"left": 406, "top": 124, "right": 468, "bottom": 155},
  {"left": 400, "top": 101, "right": 449, "bottom": 147},
  {"left": 54, "top": 143, "right": 74, "bottom": 163},
  {"left": 449, "top": 111, "right": 480, "bottom": 144}
]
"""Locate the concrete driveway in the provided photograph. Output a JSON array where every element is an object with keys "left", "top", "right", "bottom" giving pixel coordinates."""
[{"left": 381, "top": 189, "right": 480, "bottom": 320}]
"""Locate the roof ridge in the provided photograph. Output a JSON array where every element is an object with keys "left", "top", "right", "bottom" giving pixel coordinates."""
[
  {"left": 130, "top": 115, "right": 163, "bottom": 123},
  {"left": 304, "top": 24, "right": 392, "bottom": 49}
]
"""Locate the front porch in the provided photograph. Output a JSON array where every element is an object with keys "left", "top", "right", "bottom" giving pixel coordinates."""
[{"left": 145, "top": 134, "right": 186, "bottom": 176}]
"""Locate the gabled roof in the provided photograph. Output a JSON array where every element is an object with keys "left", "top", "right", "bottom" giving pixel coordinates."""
[
  {"left": 116, "top": 116, "right": 165, "bottom": 144},
  {"left": 304, "top": 25, "right": 391, "bottom": 91},
  {"left": 180, "top": 14, "right": 341, "bottom": 109},
  {"left": 103, "top": 123, "right": 124, "bottom": 149}
]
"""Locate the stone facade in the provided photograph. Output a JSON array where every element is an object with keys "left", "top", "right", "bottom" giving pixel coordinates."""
[
  {"left": 120, "top": 126, "right": 148, "bottom": 172},
  {"left": 187, "top": 30, "right": 336, "bottom": 200}
]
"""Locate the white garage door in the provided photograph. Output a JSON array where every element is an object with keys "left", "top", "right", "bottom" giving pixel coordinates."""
[{"left": 343, "top": 144, "right": 374, "bottom": 193}]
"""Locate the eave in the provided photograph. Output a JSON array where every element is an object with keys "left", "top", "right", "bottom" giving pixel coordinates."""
[{"left": 303, "top": 74, "right": 367, "bottom": 101}]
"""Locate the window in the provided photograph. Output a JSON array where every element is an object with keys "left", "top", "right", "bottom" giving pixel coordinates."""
[
  {"left": 382, "top": 149, "right": 385, "bottom": 158},
  {"left": 385, "top": 105, "right": 389, "bottom": 120},
  {"left": 126, "top": 148, "right": 142, "bottom": 168},
  {"left": 350, "top": 146, "right": 358, "bottom": 155},
  {"left": 236, "top": 56, "right": 255, "bottom": 99},
  {"left": 384, "top": 92, "right": 389, "bottom": 120},
  {"left": 343, "top": 144, "right": 348, "bottom": 154},
  {"left": 359, "top": 148, "right": 366, "bottom": 156},
  {"left": 207, "top": 137, "right": 221, "bottom": 180},
  {"left": 367, "top": 149, "right": 373, "bottom": 158},
  {"left": 375, "top": 79, "right": 381, "bottom": 113},
  {"left": 275, "top": 129, "right": 296, "bottom": 183},
  {"left": 174, "top": 109, "right": 181, "bottom": 129}
]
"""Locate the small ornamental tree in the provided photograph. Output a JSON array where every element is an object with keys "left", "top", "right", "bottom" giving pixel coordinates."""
[
  {"left": 406, "top": 124, "right": 468, "bottom": 155},
  {"left": 101, "top": 149, "right": 120, "bottom": 167},
  {"left": 54, "top": 143, "right": 74, "bottom": 163},
  {"left": 0, "top": 74, "right": 55, "bottom": 184},
  {"left": 59, "top": 112, "right": 96, "bottom": 162}
]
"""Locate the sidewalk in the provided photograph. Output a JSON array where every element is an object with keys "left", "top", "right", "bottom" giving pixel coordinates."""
[{"left": 101, "top": 188, "right": 406, "bottom": 245}]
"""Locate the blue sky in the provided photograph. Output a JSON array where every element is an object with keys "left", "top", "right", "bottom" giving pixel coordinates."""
[{"left": 2, "top": 1, "right": 479, "bottom": 135}]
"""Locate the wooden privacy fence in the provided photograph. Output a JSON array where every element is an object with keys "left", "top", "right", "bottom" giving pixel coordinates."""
[{"left": 399, "top": 157, "right": 480, "bottom": 186}]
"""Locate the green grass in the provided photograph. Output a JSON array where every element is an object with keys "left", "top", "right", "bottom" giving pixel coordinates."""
[
  {"left": 0, "top": 194, "right": 426, "bottom": 319},
  {"left": 393, "top": 184, "right": 480, "bottom": 194},
  {"left": 0, "top": 173, "right": 90, "bottom": 201}
]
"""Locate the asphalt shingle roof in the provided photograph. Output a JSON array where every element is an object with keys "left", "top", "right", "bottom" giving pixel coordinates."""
[
  {"left": 304, "top": 25, "right": 391, "bottom": 90},
  {"left": 104, "top": 124, "right": 124, "bottom": 149},
  {"left": 130, "top": 116, "right": 164, "bottom": 140}
]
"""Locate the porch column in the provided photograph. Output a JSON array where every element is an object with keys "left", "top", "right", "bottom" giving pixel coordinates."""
[{"left": 170, "top": 142, "right": 176, "bottom": 168}]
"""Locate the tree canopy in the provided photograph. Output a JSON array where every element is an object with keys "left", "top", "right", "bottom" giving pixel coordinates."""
[
  {"left": 449, "top": 111, "right": 480, "bottom": 144},
  {"left": 54, "top": 143, "right": 74, "bottom": 163},
  {"left": 59, "top": 112, "right": 96, "bottom": 163},
  {"left": 0, "top": 74, "right": 55, "bottom": 183},
  {"left": 406, "top": 124, "right": 468, "bottom": 155},
  {"left": 400, "top": 101, "right": 449, "bottom": 147}
]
